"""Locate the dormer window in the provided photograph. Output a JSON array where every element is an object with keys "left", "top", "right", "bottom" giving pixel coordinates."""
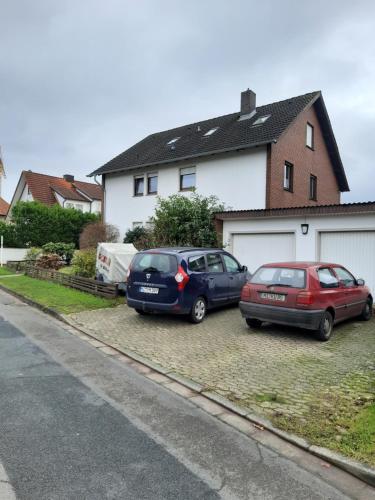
[
  {"left": 167, "top": 137, "right": 180, "bottom": 145},
  {"left": 203, "top": 127, "right": 219, "bottom": 137},
  {"left": 252, "top": 115, "right": 270, "bottom": 126}
]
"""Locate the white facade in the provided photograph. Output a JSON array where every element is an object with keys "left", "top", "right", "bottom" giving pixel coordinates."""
[
  {"left": 221, "top": 212, "right": 375, "bottom": 293},
  {"left": 104, "top": 148, "right": 267, "bottom": 237}
]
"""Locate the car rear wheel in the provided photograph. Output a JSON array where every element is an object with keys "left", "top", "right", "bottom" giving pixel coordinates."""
[
  {"left": 315, "top": 311, "right": 333, "bottom": 341},
  {"left": 360, "top": 298, "right": 373, "bottom": 321},
  {"left": 189, "top": 297, "right": 206, "bottom": 324},
  {"left": 246, "top": 318, "right": 262, "bottom": 328}
]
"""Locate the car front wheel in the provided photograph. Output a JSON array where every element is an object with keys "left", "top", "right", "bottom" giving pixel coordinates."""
[
  {"left": 189, "top": 297, "right": 206, "bottom": 324},
  {"left": 315, "top": 311, "right": 333, "bottom": 341},
  {"left": 360, "top": 298, "right": 373, "bottom": 321},
  {"left": 246, "top": 318, "right": 262, "bottom": 328}
]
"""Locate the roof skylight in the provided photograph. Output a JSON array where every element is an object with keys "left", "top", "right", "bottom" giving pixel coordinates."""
[
  {"left": 252, "top": 115, "right": 271, "bottom": 126},
  {"left": 203, "top": 127, "right": 219, "bottom": 137},
  {"left": 166, "top": 137, "right": 180, "bottom": 145}
]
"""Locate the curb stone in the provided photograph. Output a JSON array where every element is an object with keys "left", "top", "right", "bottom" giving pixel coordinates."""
[{"left": 1, "top": 284, "right": 374, "bottom": 489}]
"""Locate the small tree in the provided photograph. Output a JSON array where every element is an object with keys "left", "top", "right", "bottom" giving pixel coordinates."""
[
  {"left": 123, "top": 226, "right": 147, "bottom": 244},
  {"left": 71, "top": 249, "right": 96, "bottom": 278},
  {"left": 79, "top": 222, "right": 119, "bottom": 249},
  {"left": 151, "top": 193, "right": 225, "bottom": 248}
]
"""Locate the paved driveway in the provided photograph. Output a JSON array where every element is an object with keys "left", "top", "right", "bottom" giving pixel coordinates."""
[{"left": 67, "top": 304, "right": 375, "bottom": 419}]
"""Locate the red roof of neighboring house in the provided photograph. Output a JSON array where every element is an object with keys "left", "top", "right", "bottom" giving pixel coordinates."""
[
  {"left": 23, "top": 171, "right": 103, "bottom": 207},
  {"left": 0, "top": 197, "right": 9, "bottom": 216}
]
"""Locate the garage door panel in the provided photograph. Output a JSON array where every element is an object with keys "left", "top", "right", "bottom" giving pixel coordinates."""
[
  {"left": 320, "top": 231, "right": 375, "bottom": 293},
  {"left": 232, "top": 233, "right": 295, "bottom": 275}
]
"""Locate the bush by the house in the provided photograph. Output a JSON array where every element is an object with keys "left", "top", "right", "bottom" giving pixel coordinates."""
[
  {"left": 25, "top": 247, "right": 43, "bottom": 261},
  {"left": 123, "top": 225, "right": 148, "bottom": 244},
  {"left": 79, "top": 222, "right": 119, "bottom": 250},
  {"left": 71, "top": 249, "right": 96, "bottom": 278},
  {"left": 148, "top": 193, "right": 225, "bottom": 248},
  {"left": 10, "top": 201, "right": 99, "bottom": 247},
  {"left": 42, "top": 242, "right": 75, "bottom": 263},
  {"left": 36, "top": 254, "right": 64, "bottom": 270},
  {"left": 0, "top": 221, "right": 21, "bottom": 248}
]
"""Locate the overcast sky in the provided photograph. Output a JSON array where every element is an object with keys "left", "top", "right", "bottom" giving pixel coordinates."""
[{"left": 1, "top": 0, "right": 374, "bottom": 203}]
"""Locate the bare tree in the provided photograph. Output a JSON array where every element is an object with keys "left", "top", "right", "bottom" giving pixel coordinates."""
[{"left": 79, "top": 222, "right": 119, "bottom": 249}]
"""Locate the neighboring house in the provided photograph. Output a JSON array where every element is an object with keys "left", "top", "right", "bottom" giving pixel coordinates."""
[
  {"left": 7, "top": 171, "right": 103, "bottom": 220},
  {"left": 215, "top": 201, "right": 375, "bottom": 294},
  {"left": 89, "top": 89, "right": 349, "bottom": 238},
  {"left": 0, "top": 197, "right": 9, "bottom": 219}
]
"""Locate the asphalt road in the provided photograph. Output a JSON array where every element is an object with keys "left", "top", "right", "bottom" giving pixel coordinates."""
[{"left": 0, "top": 290, "right": 373, "bottom": 500}]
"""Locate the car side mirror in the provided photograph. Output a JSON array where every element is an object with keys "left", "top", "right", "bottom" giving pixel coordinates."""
[
  {"left": 356, "top": 278, "right": 365, "bottom": 286},
  {"left": 241, "top": 265, "right": 248, "bottom": 272}
]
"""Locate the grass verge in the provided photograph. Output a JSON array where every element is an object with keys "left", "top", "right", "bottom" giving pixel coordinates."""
[
  {"left": 273, "top": 374, "right": 375, "bottom": 466},
  {"left": 0, "top": 275, "right": 122, "bottom": 314},
  {"left": 0, "top": 266, "right": 15, "bottom": 276}
]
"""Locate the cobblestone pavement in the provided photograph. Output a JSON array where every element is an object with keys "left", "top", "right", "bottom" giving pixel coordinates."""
[{"left": 66, "top": 305, "right": 375, "bottom": 418}]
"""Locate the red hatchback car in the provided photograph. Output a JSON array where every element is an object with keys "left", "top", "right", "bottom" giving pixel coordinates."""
[{"left": 239, "top": 262, "right": 373, "bottom": 341}]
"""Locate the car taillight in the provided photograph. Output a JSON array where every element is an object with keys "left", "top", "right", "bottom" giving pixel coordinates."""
[
  {"left": 175, "top": 265, "right": 189, "bottom": 291},
  {"left": 296, "top": 291, "right": 314, "bottom": 306},
  {"left": 241, "top": 284, "right": 251, "bottom": 300}
]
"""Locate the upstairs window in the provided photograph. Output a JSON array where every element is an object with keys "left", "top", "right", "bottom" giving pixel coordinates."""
[
  {"left": 309, "top": 174, "right": 317, "bottom": 201},
  {"left": 180, "top": 166, "right": 196, "bottom": 191},
  {"left": 306, "top": 123, "right": 314, "bottom": 149},
  {"left": 147, "top": 172, "right": 158, "bottom": 195},
  {"left": 203, "top": 127, "right": 219, "bottom": 137},
  {"left": 283, "top": 162, "right": 294, "bottom": 192},
  {"left": 134, "top": 175, "right": 144, "bottom": 196}
]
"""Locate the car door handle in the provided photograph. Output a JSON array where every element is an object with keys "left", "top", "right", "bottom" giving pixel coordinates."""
[{"left": 229, "top": 276, "right": 234, "bottom": 280}]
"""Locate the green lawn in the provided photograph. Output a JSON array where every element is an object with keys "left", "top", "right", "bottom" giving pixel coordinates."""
[
  {"left": 0, "top": 266, "right": 15, "bottom": 276},
  {"left": 0, "top": 275, "right": 122, "bottom": 314}
]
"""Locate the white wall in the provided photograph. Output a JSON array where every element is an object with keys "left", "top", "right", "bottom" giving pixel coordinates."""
[
  {"left": 1, "top": 248, "right": 28, "bottom": 264},
  {"left": 222, "top": 212, "right": 375, "bottom": 292},
  {"left": 64, "top": 198, "right": 91, "bottom": 213},
  {"left": 104, "top": 148, "right": 267, "bottom": 238}
]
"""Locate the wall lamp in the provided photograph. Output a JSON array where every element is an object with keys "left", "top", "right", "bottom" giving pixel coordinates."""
[{"left": 301, "top": 223, "right": 309, "bottom": 235}]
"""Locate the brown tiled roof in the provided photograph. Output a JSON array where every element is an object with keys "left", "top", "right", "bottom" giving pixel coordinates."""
[
  {"left": 215, "top": 201, "right": 375, "bottom": 220},
  {"left": 73, "top": 181, "right": 103, "bottom": 200},
  {"left": 0, "top": 197, "right": 9, "bottom": 216},
  {"left": 24, "top": 171, "right": 103, "bottom": 206}
]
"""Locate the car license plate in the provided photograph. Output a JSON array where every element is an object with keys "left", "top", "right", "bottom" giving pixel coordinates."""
[
  {"left": 260, "top": 292, "right": 286, "bottom": 301},
  {"left": 140, "top": 286, "right": 159, "bottom": 294}
]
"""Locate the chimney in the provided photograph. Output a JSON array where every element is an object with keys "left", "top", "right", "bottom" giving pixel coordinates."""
[
  {"left": 240, "top": 89, "right": 256, "bottom": 116},
  {"left": 63, "top": 174, "right": 74, "bottom": 183}
]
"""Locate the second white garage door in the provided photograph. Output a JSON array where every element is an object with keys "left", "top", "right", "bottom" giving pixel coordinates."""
[
  {"left": 320, "top": 231, "right": 375, "bottom": 293},
  {"left": 232, "top": 232, "right": 296, "bottom": 274}
]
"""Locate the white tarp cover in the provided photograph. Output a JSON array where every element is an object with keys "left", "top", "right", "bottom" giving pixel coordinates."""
[{"left": 96, "top": 243, "right": 137, "bottom": 283}]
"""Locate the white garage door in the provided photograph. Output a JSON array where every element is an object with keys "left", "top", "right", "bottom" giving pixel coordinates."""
[
  {"left": 232, "top": 233, "right": 296, "bottom": 274},
  {"left": 320, "top": 231, "right": 375, "bottom": 293}
]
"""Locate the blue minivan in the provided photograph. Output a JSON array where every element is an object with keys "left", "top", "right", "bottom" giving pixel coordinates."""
[{"left": 126, "top": 248, "right": 248, "bottom": 323}]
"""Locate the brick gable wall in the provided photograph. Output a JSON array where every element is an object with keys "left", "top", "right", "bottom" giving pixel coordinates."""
[{"left": 266, "top": 104, "right": 341, "bottom": 208}]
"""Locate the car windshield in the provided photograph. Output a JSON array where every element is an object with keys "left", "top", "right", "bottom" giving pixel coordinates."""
[
  {"left": 132, "top": 253, "right": 178, "bottom": 273},
  {"left": 251, "top": 267, "right": 306, "bottom": 288}
]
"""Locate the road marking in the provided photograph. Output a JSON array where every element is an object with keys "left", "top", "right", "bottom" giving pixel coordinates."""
[{"left": 0, "top": 463, "right": 17, "bottom": 499}]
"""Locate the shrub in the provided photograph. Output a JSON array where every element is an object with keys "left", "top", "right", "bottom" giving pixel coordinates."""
[
  {"left": 42, "top": 242, "right": 75, "bottom": 263},
  {"left": 123, "top": 226, "right": 147, "bottom": 244},
  {"left": 25, "top": 247, "right": 43, "bottom": 261},
  {"left": 151, "top": 193, "right": 225, "bottom": 248},
  {"left": 0, "top": 221, "right": 21, "bottom": 248},
  {"left": 79, "top": 222, "right": 119, "bottom": 250},
  {"left": 37, "top": 254, "right": 64, "bottom": 270},
  {"left": 71, "top": 249, "right": 96, "bottom": 278},
  {"left": 10, "top": 201, "right": 99, "bottom": 247}
]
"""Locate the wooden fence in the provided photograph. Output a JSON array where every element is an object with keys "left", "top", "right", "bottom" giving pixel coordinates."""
[{"left": 25, "top": 266, "right": 119, "bottom": 298}]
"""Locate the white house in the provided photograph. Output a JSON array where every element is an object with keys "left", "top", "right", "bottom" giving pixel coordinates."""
[
  {"left": 7, "top": 171, "right": 103, "bottom": 220},
  {"left": 89, "top": 89, "right": 348, "bottom": 238}
]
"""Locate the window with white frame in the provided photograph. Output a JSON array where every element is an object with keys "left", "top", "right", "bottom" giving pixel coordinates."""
[
  {"left": 180, "top": 166, "right": 196, "bottom": 191},
  {"left": 283, "top": 162, "right": 293, "bottom": 192},
  {"left": 306, "top": 123, "right": 314, "bottom": 149}
]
